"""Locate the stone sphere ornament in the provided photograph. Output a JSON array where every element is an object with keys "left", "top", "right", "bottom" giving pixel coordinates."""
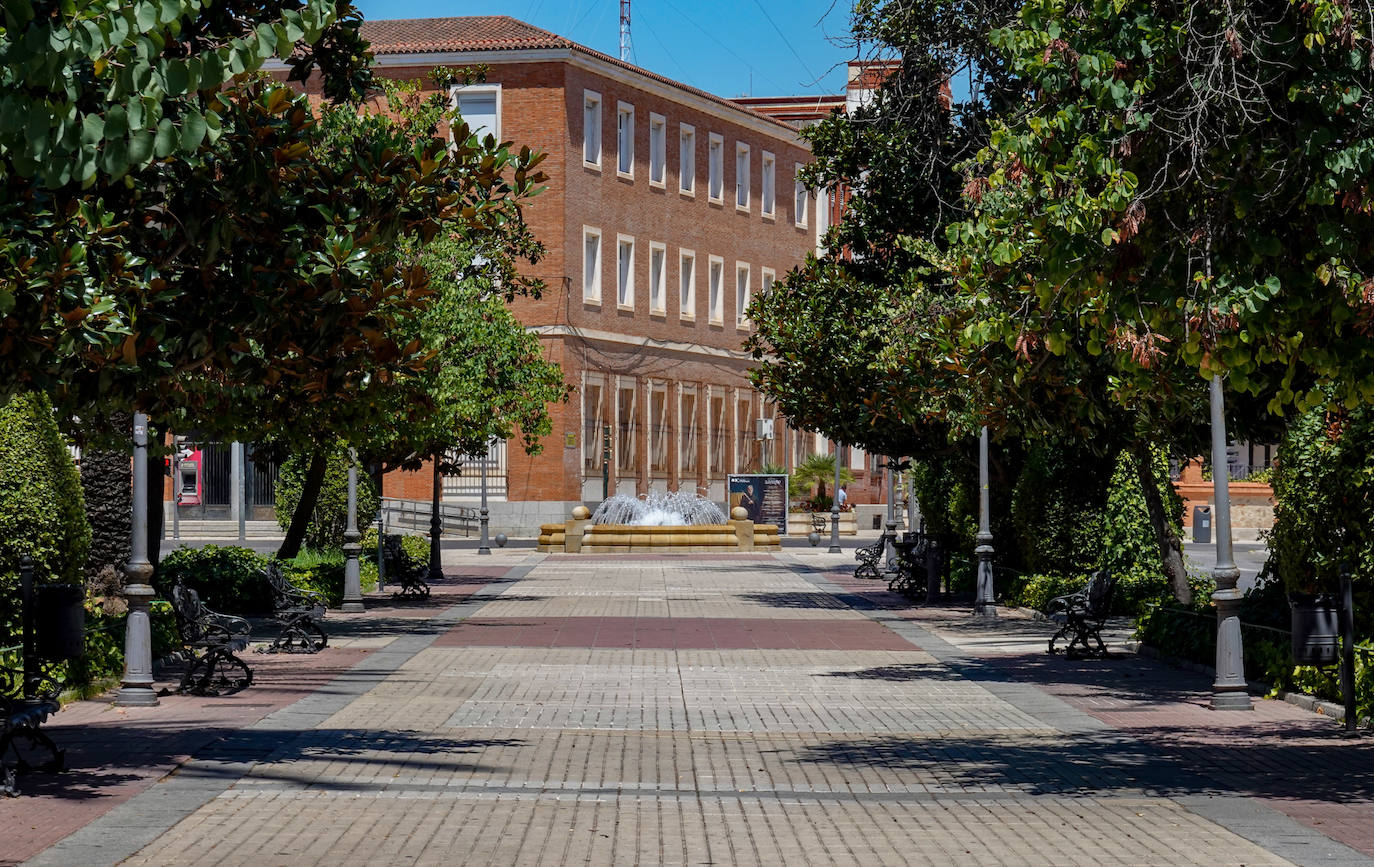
[
  {"left": 495, "top": 533, "right": 508, "bottom": 548},
  {"left": 571, "top": 505, "right": 592, "bottom": 520},
  {"left": 730, "top": 506, "right": 748, "bottom": 520},
  {"left": 808, "top": 532, "right": 821, "bottom": 547}
]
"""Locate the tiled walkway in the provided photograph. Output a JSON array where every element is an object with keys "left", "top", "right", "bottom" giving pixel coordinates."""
[{"left": 7, "top": 552, "right": 1373, "bottom": 865}]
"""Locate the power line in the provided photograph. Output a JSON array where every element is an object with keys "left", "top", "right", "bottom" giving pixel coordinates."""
[
  {"left": 658, "top": 0, "right": 788, "bottom": 94},
  {"left": 749, "top": 0, "right": 819, "bottom": 88}
]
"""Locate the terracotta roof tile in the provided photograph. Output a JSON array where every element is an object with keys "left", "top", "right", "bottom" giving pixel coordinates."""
[
  {"left": 359, "top": 16, "right": 800, "bottom": 135},
  {"left": 360, "top": 16, "right": 571, "bottom": 54}
]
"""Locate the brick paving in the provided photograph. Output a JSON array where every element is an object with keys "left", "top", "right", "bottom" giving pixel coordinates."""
[{"left": 8, "top": 551, "right": 1374, "bottom": 865}]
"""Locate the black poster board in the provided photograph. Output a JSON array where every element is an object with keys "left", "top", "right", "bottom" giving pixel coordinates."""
[{"left": 728, "top": 474, "right": 788, "bottom": 533}]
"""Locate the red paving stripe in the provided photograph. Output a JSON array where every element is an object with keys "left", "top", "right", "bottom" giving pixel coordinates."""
[
  {"left": 431, "top": 616, "right": 917, "bottom": 650},
  {"left": 544, "top": 554, "right": 777, "bottom": 563}
]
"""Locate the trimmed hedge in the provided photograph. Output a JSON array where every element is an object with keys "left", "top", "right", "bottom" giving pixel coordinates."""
[
  {"left": 0, "top": 392, "right": 91, "bottom": 642},
  {"left": 156, "top": 544, "right": 380, "bottom": 614}
]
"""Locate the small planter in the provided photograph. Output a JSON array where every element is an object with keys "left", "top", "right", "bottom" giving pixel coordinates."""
[
  {"left": 1289, "top": 593, "right": 1340, "bottom": 667},
  {"left": 34, "top": 583, "right": 86, "bottom": 661}
]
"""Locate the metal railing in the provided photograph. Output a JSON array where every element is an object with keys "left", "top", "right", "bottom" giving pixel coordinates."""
[
  {"left": 379, "top": 497, "right": 477, "bottom": 538},
  {"left": 1144, "top": 604, "right": 1374, "bottom": 658}
]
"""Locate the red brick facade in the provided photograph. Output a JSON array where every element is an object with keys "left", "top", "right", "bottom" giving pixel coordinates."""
[{"left": 282, "top": 18, "right": 890, "bottom": 522}]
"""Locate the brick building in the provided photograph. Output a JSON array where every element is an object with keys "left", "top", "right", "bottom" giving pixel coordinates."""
[{"left": 297, "top": 15, "right": 852, "bottom": 532}]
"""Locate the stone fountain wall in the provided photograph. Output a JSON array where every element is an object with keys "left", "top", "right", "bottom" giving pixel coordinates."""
[{"left": 538, "top": 506, "right": 781, "bottom": 553}]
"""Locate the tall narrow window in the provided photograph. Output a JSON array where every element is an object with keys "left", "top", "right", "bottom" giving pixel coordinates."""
[
  {"left": 583, "top": 91, "right": 601, "bottom": 167},
  {"left": 708, "top": 392, "right": 726, "bottom": 475},
  {"left": 680, "top": 388, "right": 698, "bottom": 474},
  {"left": 761, "top": 151, "right": 775, "bottom": 217},
  {"left": 617, "top": 235, "right": 635, "bottom": 308},
  {"left": 794, "top": 165, "right": 807, "bottom": 227},
  {"left": 736, "top": 397, "right": 754, "bottom": 472},
  {"left": 649, "top": 113, "right": 665, "bottom": 186},
  {"left": 617, "top": 102, "right": 634, "bottom": 177},
  {"left": 650, "top": 385, "right": 669, "bottom": 474},
  {"left": 582, "top": 379, "right": 605, "bottom": 472},
  {"left": 708, "top": 256, "right": 724, "bottom": 323},
  {"left": 679, "top": 249, "right": 696, "bottom": 319},
  {"left": 735, "top": 143, "right": 750, "bottom": 210},
  {"left": 708, "top": 134, "right": 723, "bottom": 201},
  {"left": 649, "top": 243, "right": 666, "bottom": 314},
  {"left": 450, "top": 85, "right": 500, "bottom": 142},
  {"left": 735, "top": 263, "right": 750, "bottom": 327},
  {"left": 679, "top": 124, "right": 695, "bottom": 194},
  {"left": 583, "top": 227, "right": 602, "bottom": 304},
  {"left": 760, "top": 267, "right": 776, "bottom": 298},
  {"left": 616, "top": 384, "right": 637, "bottom": 473}
]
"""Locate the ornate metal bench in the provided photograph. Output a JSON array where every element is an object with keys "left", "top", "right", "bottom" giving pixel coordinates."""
[
  {"left": 888, "top": 536, "right": 928, "bottom": 597},
  {"left": 383, "top": 534, "right": 430, "bottom": 599},
  {"left": 263, "top": 562, "right": 328, "bottom": 653},
  {"left": 854, "top": 532, "right": 894, "bottom": 581},
  {"left": 169, "top": 583, "right": 253, "bottom": 695},
  {"left": 1047, "top": 569, "right": 1118, "bottom": 658},
  {"left": 3, "top": 558, "right": 81, "bottom": 796}
]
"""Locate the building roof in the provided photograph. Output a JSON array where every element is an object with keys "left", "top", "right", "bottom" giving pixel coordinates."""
[{"left": 358, "top": 16, "right": 800, "bottom": 135}]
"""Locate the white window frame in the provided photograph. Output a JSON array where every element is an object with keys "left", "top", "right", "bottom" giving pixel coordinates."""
[
  {"left": 649, "top": 112, "right": 666, "bottom": 187},
  {"left": 648, "top": 242, "right": 667, "bottom": 315},
  {"left": 735, "top": 142, "right": 750, "bottom": 212},
  {"left": 761, "top": 267, "right": 776, "bottom": 299},
  {"left": 679, "top": 385, "right": 699, "bottom": 475},
  {"left": 761, "top": 151, "right": 775, "bottom": 219},
  {"left": 794, "top": 164, "right": 808, "bottom": 228},
  {"left": 616, "top": 233, "right": 636, "bottom": 310},
  {"left": 735, "top": 261, "right": 751, "bottom": 328},
  {"left": 708, "top": 255, "right": 724, "bottom": 325},
  {"left": 583, "top": 90, "right": 602, "bottom": 170},
  {"left": 679, "top": 249, "right": 696, "bottom": 321},
  {"left": 679, "top": 123, "right": 696, "bottom": 195},
  {"left": 449, "top": 83, "right": 502, "bottom": 143},
  {"left": 582, "top": 226, "right": 603, "bottom": 305},
  {"left": 616, "top": 101, "right": 635, "bottom": 178},
  {"left": 708, "top": 133, "right": 724, "bottom": 203}
]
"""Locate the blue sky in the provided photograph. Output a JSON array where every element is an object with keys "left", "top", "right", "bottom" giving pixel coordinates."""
[{"left": 352, "top": 0, "right": 857, "bottom": 98}]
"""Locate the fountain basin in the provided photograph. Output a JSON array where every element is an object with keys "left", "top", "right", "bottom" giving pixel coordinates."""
[{"left": 537, "top": 518, "right": 781, "bottom": 553}]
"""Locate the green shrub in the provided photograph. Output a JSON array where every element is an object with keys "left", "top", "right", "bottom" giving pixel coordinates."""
[
  {"left": 0, "top": 392, "right": 92, "bottom": 642},
  {"left": 275, "top": 446, "right": 380, "bottom": 551},
  {"left": 360, "top": 529, "right": 431, "bottom": 568},
  {"left": 157, "top": 545, "right": 272, "bottom": 615},
  {"left": 78, "top": 421, "right": 132, "bottom": 581},
  {"left": 1010, "top": 441, "right": 1112, "bottom": 577},
  {"left": 281, "top": 548, "right": 378, "bottom": 608},
  {"left": 1, "top": 599, "right": 177, "bottom": 697}
]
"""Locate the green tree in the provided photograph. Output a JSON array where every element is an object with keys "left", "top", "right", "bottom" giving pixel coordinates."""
[
  {"left": 1, "top": 0, "right": 372, "bottom": 401},
  {"left": 790, "top": 453, "right": 856, "bottom": 507},
  {"left": 275, "top": 444, "right": 380, "bottom": 552}
]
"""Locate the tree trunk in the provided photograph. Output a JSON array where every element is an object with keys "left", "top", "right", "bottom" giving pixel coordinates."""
[
  {"left": 80, "top": 414, "right": 133, "bottom": 581},
  {"left": 277, "top": 451, "right": 328, "bottom": 560},
  {"left": 1132, "top": 441, "right": 1191, "bottom": 605}
]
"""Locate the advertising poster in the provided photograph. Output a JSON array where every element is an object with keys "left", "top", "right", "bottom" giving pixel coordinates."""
[{"left": 728, "top": 474, "right": 788, "bottom": 534}]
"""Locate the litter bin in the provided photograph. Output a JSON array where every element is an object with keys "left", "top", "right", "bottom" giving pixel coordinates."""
[{"left": 1192, "top": 505, "right": 1212, "bottom": 544}]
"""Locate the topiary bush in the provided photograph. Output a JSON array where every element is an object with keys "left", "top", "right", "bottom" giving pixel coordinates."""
[
  {"left": 156, "top": 545, "right": 273, "bottom": 615},
  {"left": 0, "top": 391, "right": 92, "bottom": 642},
  {"left": 79, "top": 423, "right": 133, "bottom": 582},
  {"left": 275, "top": 445, "right": 380, "bottom": 551},
  {"left": 281, "top": 549, "right": 378, "bottom": 608},
  {"left": 1010, "top": 441, "right": 1112, "bottom": 577}
]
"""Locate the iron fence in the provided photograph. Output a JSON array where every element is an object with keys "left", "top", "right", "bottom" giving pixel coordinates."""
[{"left": 379, "top": 497, "right": 477, "bottom": 537}]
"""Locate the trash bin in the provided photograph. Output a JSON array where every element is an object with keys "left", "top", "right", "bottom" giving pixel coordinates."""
[{"left": 1192, "top": 505, "right": 1212, "bottom": 544}]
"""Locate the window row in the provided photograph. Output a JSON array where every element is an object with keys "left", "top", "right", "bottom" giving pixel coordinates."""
[
  {"left": 582, "top": 90, "right": 809, "bottom": 226},
  {"left": 581, "top": 378, "right": 772, "bottom": 478},
  {"left": 582, "top": 228, "right": 776, "bottom": 326}
]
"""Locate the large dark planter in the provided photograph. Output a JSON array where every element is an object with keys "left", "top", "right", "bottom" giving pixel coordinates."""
[
  {"left": 34, "top": 584, "right": 86, "bottom": 661},
  {"left": 1290, "top": 593, "right": 1340, "bottom": 667}
]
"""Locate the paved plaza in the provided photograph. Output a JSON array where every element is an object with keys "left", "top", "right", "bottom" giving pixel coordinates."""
[{"left": 4, "top": 551, "right": 1372, "bottom": 866}]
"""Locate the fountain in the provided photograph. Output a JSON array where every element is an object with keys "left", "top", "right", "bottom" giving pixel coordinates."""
[
  {"left": 591, "top": 491, "right": 725, "bottom": 526},
  {"left": 537, "top": 491, "right": 780, "bottom": 553}
]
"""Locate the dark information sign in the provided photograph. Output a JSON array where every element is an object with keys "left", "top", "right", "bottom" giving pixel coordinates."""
[{"left": 728, "top": 474, "right": 788, "bottom": 533}]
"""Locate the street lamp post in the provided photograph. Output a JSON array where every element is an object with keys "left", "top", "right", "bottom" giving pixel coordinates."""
[
  {"left": 341, "top": 449, "right": 364, "bottom": 612},
  {"left": 478, "top": 440, "right": 492, "bottom": 555},
  {"left": 1208, "top": 375, "right": 1251, "bottom": 710},
  {"left": 884, "top": 459, "right": 898, "bottom": 571},
  {"left": 974, "top": 426, "right": 997, "bottom": 618},
  {"left": 829, "top": 441, "right": 841, "bottom": 553},
  {"left": 116, "top": 412, "right": 158, "bottom": 707},
  {"left": 428, "top": 452, "right": 444, "bottom": 583}
]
